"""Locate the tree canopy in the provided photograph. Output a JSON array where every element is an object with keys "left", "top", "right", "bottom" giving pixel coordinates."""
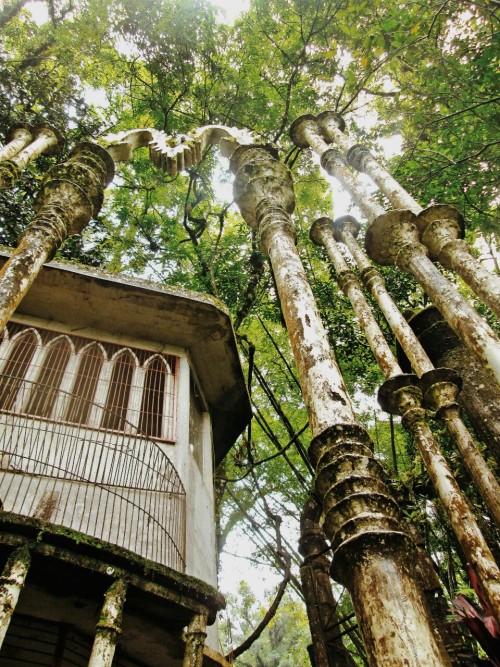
[{"left": 0, "top": 0, "right": 498, "bottom": 662}]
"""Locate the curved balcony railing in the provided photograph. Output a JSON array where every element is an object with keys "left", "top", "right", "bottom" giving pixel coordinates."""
[{"left": 0, "top": 377, "right": 186, "bottom": 571}]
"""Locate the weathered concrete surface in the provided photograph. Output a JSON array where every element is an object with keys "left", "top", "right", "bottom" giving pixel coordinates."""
[
  {"left": 102, "top": 124, "right": 255, "bottom": 178},
  {"left": 0, "top": 124, "right": 34, "bottom": 161},
  {"left": 419, "top": 367, "right": 500, "bottom": 528},
  {"left": 0, "top": 142, "right": 114, "bottom": 335},
  {"left": 333, "top": 217, "right": 500, "bottom": 525},
  {"left": 333, "top": 216, "right": 434, "bottom": 376},
  {"left": 299, "top": 495, "right": 357, "bottom": 667},
  {"left": 333, "top": 127, "right": 500, "bottom": 318},
  {"left": 0, "top": 545, "right": 31, "bottom": 648},
  {"left": 397, "top": 306, "right": 500, "bottom": 468},
  {"left": 289, "top": 114, "right": 384, "bottom": 221},
  {"left": 290, "top": 111, "right": 500, "bottom": 380},
  {"left": 405, "top": 410, "right": 500, "bottom": 623},
  {"left": 346, "top": 143, "right": 421, "bottom": 213},
  {"left": 0, "top": 124, "right": 63, "bottom": 189},
  {"left": 417, "top": 205, "right": 500, "bottom": 318},
  {"left": 365, "top": 209, "right": 500, "bottom": 386},
  {"left": 311, "top": 214, "right": 500, "bottom": 622},
  {"left": 232, "top": 143, "right": 451, "bottom": 666},
  {"left": 311, "top": 217, "right": 401, "bottom": 380},
  {"left": 183, "top": 612, "right": 208, "bottom": 667},
  {"left": 88, "top": 578, "right": 128, "bottom": 667},
  {"left": 380, "top": 380, "right": 500, "bottom": 624}
]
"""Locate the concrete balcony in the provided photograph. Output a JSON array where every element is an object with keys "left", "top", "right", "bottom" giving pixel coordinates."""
[{"left": 0, "top": 376, "right": 186, "bottom": 571}]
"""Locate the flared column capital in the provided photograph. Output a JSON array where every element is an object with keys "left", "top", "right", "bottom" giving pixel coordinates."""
[
  {"left": 365, "top": 209, "right": 426, "bottom": 270},
  {"left": 346, "top": 144, "right": 373, "bottom": 172},
  {"left": 31, "top": 142, "right": 114, "bottom": 242},
  {"left": 416, "top": 204, "right": 466, "bottom": 265},
  {"left": 332, "top": 214, "right": 361, "bottom": 241},
  {"left": 316, "top": 110, "right": 346, "bottom": 139},
  {"left": 289, "top": 114, "right": 320, "bottom": 148},
  {"left": 231, "top": 143, "right": 295, "bottom": 232},
  {"left": 309, "top": 215, "right": 334, "bottom": 246}
]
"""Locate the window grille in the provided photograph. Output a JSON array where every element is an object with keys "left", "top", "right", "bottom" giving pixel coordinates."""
[
  {"left": 27, "top": 336, "right": 72, "bottom": 418},
  {"left": 0, "top": 322, "right": 178, "bottom": 442},
  {"left": 65, "top": 342, "right": 104, "bottom": 424},
  {"left": 0, "top": 328, "right": 38, "bottom": 411},
  {"left": 101, "top": 350, "right": 136, "bottom": 432}
]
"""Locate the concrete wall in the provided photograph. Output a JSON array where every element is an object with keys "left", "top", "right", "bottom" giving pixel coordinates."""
[{"left": 0, "top": 319, "right": 218, "bottom": 589}]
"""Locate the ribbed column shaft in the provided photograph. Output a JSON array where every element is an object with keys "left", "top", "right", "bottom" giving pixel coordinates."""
[
  {"left": 312, "top": 216, "right": 500, "bottom": 620},
  {"left": 333, "top": 218, "right": 500, "bottom": 527},
  {"left": 0, "top": 142, "right": 114, "bottom": 334},
  {"left": 231, "top": 143, "right": 451, "bottom": 667}
]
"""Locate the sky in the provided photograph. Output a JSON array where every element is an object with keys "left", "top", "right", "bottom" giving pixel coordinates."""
[{"left": 26, "top": 0, "right": 251, "bottom": 25}]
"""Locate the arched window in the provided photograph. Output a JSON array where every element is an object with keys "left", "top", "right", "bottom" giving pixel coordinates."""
[
  {"left": 66, "top": 343, "right": 105, "bottom": 424},
  {"left": 0, "top": 328, "right": 39, "bottom": 411},
  {"left": 139, "top": 355, "right": 168, "bottom": 438},
  {"left": 101, "top": 350, "right": 136, "bottom": 432},
  {"left": 27, "top": 336, "right": 72, "bottom": 418}
]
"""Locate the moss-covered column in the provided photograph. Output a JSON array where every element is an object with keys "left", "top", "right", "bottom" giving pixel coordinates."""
[
  {"left": 231, "top": 143, "right": 451, "bottom": 667},
  {"left": 291, "top": 113, "right": 500, "bottom": 378},
  {"left": 344, "top": 141, "right": 421, "bottom": 213},
  {"left": 88, "top": 578, "right": 128, "bottom": 667},
  {"left": 0, "top": 123, "right": 63, "bottom": 189},
  {"left": 319, "top": 116, "right": 500, "bottom": 319},
  {"left": 399, "top": 307, "right": 500, "bottom": 467},
  {"left": 0, "top": 124, "right": 34, "bottom": 160},
  {"left": 289, "top": 114, "right": 385, "bottom": 221},
  {"left": 416, "top": 205, "right": 500, "bottom": 318},
  {"left": 333, "top": 215, "right": 435, "bottom": 375},
  {"left": 379, "top": 377, "right": 500, "bottom": 625},
  {"left": 0, "top": 142, "right": 114, "bottom": 334},
  {"left": 311, "top": 215, "right": 500, "bottom": 620},
  {"left": 182, "top": 611, "right": 208, "bottom": 667},
  {"left": 365, "top": 210, "right": 500, "bottom": 386},
  {"left": 0, "top": 545, "right": 31, "bottom": 648},
  {"left": 299, "top": 495, "right": 357, "bottom": 667},
  {"left": 331, "top": 216, "right": 500, "bottom": 527}
]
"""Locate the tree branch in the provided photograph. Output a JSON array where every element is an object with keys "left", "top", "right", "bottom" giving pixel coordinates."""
[{"left": 226, "top": 556, "right": 291, "bottom": 661}]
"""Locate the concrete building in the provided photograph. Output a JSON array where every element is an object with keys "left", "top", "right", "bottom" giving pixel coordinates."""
[{"left": 0, "top": 250, "right": 251, "bottom": 666}]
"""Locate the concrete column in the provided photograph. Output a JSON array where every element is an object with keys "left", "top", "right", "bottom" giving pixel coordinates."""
[
  {"left": 183, "top": 611, "right": 208, "bottom": 667},
  {"left": 333, "top": 215, "right": 435, "bottom": 375},
  {"left": 316, "top": 114, "right": 500, "bottom": 318},
  {"left": 331, "top": 216, "right": 500, "bottom": 527},
  {"left": 310, "top": 215, "right": 500, "bottom": 617},
  {"left": 378, "top": 377, "right": 500, "bottom": 625},
  {"left": 289, "top": 114, "right": 384, "bottom": 221},
  {"left": 398, "top": 307, "right": 500, "bottom": 468},
  {"left": 291, "top": 112, "right": 500, "bottom": 349},
  {"left": 365, "top": 210, "right": 500, "bottom": 386},
  {"left": 0, "top": 124, "right": 34, "bottom": 160},
  {"left": 0, "top": 142, "right": 114, "bottom": 335},
  {"left": 88, "top": 578, "right": 128, "bottom": 667},
  {"left": 345, "top": 142, "right": 420, "bottom": 212},
  {"left": 231, "top": 143, "right": 451, "bottom": 667},
  {"left": 0, "top": 124, "right": 63, "bottom": 189},
  {"left": 0, "top": 545, "right": 31, "bottom": 648},
  {"left": 416, "top": 205, "right": 500, "bottom": 318},
  {"left": 310, "top": 216, "right": 401, "bottom": 380},
  {"left": 419, "top": 367, "right": 500, "bottom": 528},
  {"left": 299, "top": 495, "right": 357, "bottom": 667}
]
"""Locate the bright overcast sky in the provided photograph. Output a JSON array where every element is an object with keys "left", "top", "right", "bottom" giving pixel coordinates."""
[
  {"left": 212, "top": 0, "right": 250, "bottom": 23},
  {"left": 26, "top": 0, "right": 251, "bottom": 25}
]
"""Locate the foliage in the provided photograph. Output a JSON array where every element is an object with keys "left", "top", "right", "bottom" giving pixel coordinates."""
[
  {"left": 221, "top": 582, "right": 311, "bottom": 667},
  {"left": 0, "top": 0, "right": 498, "bottom": 662}
]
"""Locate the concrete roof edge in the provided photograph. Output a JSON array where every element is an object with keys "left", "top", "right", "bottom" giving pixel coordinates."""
[{"left": 0, "top": 248, "right": 251, "bottom": 462}]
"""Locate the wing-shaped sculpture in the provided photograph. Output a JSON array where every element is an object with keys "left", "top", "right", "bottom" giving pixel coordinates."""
[{"left": 101, "top": 125, "right": 255, "bottom": 177}]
